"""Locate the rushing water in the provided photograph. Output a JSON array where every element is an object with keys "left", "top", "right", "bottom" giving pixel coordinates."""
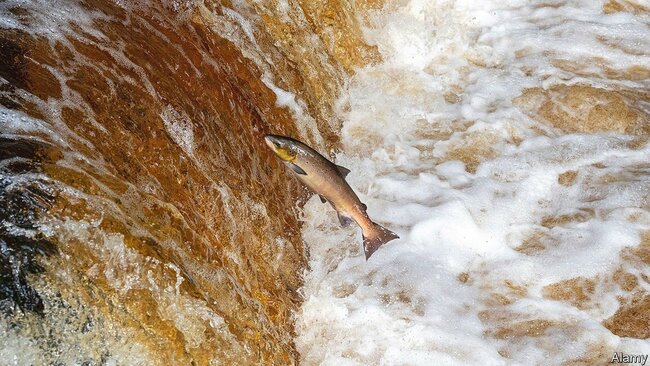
[
  {"left": 296, "top": 0, "right": 650, "bottom": 365},
  {"left": 1, "top": 0, "right": 649, "bottom": 365},
  {"left": 0, "top": 0, "right": 354, "bottom": 364}
]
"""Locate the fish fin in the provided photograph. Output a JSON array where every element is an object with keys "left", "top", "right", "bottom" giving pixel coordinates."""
[
  {"left": 336, "top": 165, "right": 351, "bottom": 178},
  {"left": 319, "top": 195, "right": 327, "bottom": 203},
  {"left": 362, "top": 223, "right": 399, "bottom": 260},
  {"left": 337, "top": 212, "right": 353, "bottom": 227},
  {"left": 288, "top": 163, "right": 307, "bottom": 175}
]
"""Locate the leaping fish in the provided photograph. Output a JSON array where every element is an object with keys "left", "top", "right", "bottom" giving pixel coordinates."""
[{"left": 264, "top": 134, "right": 399, "bottom": 260}]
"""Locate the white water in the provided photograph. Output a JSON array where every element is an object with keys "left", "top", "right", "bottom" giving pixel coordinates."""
[
  {"left": 1, "top": 0, "right": 648, "bottom": 364},
  {"left": 293, "top": 0, "right": 650, "bottom": 365}
]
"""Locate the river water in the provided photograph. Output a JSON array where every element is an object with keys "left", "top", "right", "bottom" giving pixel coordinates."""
[
  {"left": 296, "top": 1, "right": 650, "bottom": 365},
  {"left": 1, "top": 0, "right": 649, "bottom": 365}
]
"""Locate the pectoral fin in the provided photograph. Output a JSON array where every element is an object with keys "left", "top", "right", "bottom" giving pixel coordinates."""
[
  {"left": 319, "top": 195, "right": 327, "bottom": 203},
  {"left": 288, "top": 163, "right": 307, "bottom": 175},
  {"left": 336, "top": 165, "right": 351, "bottom": 178},
  {"left": 337, "top": 212, "right": 353, "bottom": 227}
]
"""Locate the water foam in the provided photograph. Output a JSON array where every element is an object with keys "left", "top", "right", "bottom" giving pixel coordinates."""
[{"left": 295, "top": 0, "right": 650, "bottom": 364}]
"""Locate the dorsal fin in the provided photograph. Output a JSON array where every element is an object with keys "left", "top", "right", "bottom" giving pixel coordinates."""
[
  {"left": 336, "top": 165, "right": 351, "bottom": 178},
  {"left": 319, "top": 195, "right": 327, "bottom": 203}
]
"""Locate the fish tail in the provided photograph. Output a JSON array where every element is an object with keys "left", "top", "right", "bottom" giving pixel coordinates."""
[{"left": 362, "top": 223, "right": 399, "bottom": 260}]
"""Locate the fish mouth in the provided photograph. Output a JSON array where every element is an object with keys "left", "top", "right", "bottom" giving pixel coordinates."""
[
  {"left": 264, "top": 134, "right": 296, "bottom": 161},
  {"left": 264, "top": 135, "right": 277, "bottom": 151}
]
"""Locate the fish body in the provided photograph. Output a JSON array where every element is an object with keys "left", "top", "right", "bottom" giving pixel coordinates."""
[{"left": 264, "top": 134, "right": 399, "bottom": 259}]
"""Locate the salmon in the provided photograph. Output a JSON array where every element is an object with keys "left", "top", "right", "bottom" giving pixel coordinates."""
[{"left": 264, "top": 134, "right": 399, "bottom": 259}]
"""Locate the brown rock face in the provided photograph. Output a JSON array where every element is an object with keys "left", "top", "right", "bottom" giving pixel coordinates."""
[
  {"left": 604, "top": 294, "right": 650, "bottom": 339},
  {"left": 514, "top": 85, "right": 650, "bottom": 136},
  {"left": 0, "top": 0, "right": 376, "bottom": 364},
  {"left": 542, "top": 277, "right": 596, "bottom": 310}
]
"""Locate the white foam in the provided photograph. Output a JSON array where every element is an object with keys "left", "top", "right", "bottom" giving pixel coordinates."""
[
  {"left": 38, "top": 217, "right": 239, "bottom": 359},
  {"left": 160, "top": 105, "right": 195, "bottom": 158},
  {"left": 0, "top": 0, "right": 110, "bottom": 43},
  {"left": 296, "top": 0, "right": 650, "bottom": 364},
  {"left": 262, "top": 73, "right": 326, "bottom": 149}
]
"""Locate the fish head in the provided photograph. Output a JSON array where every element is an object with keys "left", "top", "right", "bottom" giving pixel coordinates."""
[{"left": 264, "top": 134, "right": 298, "bottom": 162}]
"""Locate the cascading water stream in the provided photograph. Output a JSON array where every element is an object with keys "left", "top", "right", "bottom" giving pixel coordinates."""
[
  {"left": 0, "top": 0, "right": 361, "bottom": 363},
  {"left": 1, "top": 0, "right": 649, "bottom": 365}
]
